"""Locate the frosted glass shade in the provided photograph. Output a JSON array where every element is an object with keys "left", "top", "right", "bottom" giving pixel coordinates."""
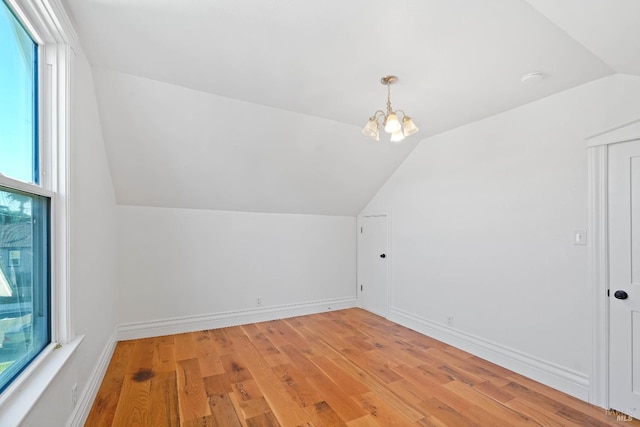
[
  {"left": 384, "top": 113, "right": 401, "bottom": 133},
  {"left": 362, "top": 119, "right": 380, "bottom": 140},
  {"left": 390, "top": 130, "right": 405, "bottom": 143},
  {"left": 402, "top": 116, "right": 419, "bottom": 136}
]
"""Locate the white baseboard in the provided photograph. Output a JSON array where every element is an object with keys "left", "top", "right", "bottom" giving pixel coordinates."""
[
  {"left": 118, "top": 297, "right": 358, "bottom": 341},
  {"left": 389, "top": 307, "right": 590, "bottom": 401},
  {"left": 66, "top": 328, "right": 118, "bottom": 427}
]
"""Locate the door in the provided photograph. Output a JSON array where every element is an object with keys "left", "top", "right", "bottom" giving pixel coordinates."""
[
  {"left": 609, "top": 139, "right": 640, "bottom": 419},
  {"left": 358, "top": 215, "right": 389, "bottom": 317}
]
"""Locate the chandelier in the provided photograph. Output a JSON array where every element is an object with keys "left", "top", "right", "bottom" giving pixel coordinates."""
[{"left": 362, "top": 75, "right": 419, "bottom": 142}]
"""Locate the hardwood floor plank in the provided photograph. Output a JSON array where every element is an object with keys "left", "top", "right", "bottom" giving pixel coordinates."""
[
  {"left": 220, "top": 353, "right": 254, "bottom": 383},
  {"left": 267, "top": 319, "right": 311, "bottom": 350},
  {"left": 444, "top": 378, "right": 539, "bottom": 426},
  {"left": 309, "top": 401, "right": 348, "bottom": 427},
  {"left": 438, "top": 364, "right": 485, "bottom": 386},
  {"left": 507, "top": 373, "right": 635, "bottom": 425},
  {"left": 506, "top": 397, "right": 584, "bottom": 427},
  {"left": 110, "top": 374, "right": 151, "bottom": 427},
  {"left": 154, "top": 342, "right": 177, "bottom": 373},
  {"left": 85, "top": 341, "right": 135, "bottom": 427},
  {"left": 245, "top": 331, "right": 281, "bottom": 358},
  {"left": 203, "top": 373, "right": 233, "bottom": 396},
  {"left": 339, "top": 347, "right": 403, "bottom": 384},
  {"left": 257, "top": 321, "right": 292, "bottom": 348},
  {"left": 418, "top": 397, "right": 481, "bottom": 427},
  {"left": 148, "top": 371, "right": 180, "bottom": 427},
  {"left": 354, "top": 391, "right": 419, "bottom": 425},
  {"left": 235, "top": 396, "right": 272, "bottom": 420},
  {"left": 307, "top": 354, "right": 370, "bottom": 396},
  {"left": 462, "top": 404, "right": 521, "bottom": 427},
  {"left": 305, "top": 372, "right": 368, "bottom": 422},
  {"left": 210, "top": 328, "right": 235, "bottom": 355},
  {"left": 415, "top": 362, "right": 457, "bottom": 385},
  {"left": 127, "top": 338, "right": 155, "bottom": 373},
  {"left": 346, "top": 414, "right": 385, "bottom": 427},
  {"left": 390, "top": 366, "right": 472, "bottom": 414},
  {"left": 174, "top": 333, "right": 198, "bottom": 361},
  {"left": 195, "top": 330, "right": 225, "bottom": 377},
  {"left": 232, "top": 378, "right": 264, "bottom": 401},
  {"left": 272, "top": 364, "right": 322, "bottom": 408},
  {"left": 182, "top": 415, "right": 216, "bottom": 427},
  {"left": 473, "top": 380, "right": 516, "bottom": 403},
  {"left": 208, "top": 393, "right": 243, "bottom": 427},
  {"left": 177, "top": 358, "right": 212, "bottom": 423},
  {"left": 88, "top": 308, "right": 639, "bottom": 426},
  {"left": 280, "top": 344, "right": 324, "bottom": 377},
  {"left": 245, "top": 411, "right": 281, "bottom": 427},
  {"left": 227, "top": 333, "right": 312, "bottom": 426},
  {"left": 446, "top": 355, "right": 513, "bottom": 387}
]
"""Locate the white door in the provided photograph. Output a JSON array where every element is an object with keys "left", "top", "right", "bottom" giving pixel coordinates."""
[
  {"left": 358, "top": 215, "right": 389, "bottom": 317},
  {"left": 609, "top": 139, "right": 640, "bottom": 419}
]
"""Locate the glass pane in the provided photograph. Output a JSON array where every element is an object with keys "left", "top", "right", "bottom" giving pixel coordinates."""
[
  {"left": 0, "top": 187, "right": 49, "bottom": 393},
  {"left": 0, "top": 1, "right": 38, "bottom": 184}
]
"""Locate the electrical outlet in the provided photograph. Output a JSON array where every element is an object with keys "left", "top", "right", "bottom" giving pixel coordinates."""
[
  {"left": 447, "top": 316, "right": 454, "bottom": 327},
  {"left": 257, "top": 297, "right": 262, "bottom": 306},
  {"left": 72, "top": 383, "right": 78, "bottom": 407}
]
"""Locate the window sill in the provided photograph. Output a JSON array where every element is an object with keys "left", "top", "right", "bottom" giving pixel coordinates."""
[{"left": 0, "top": 336, "right": 84, "bottom": 426}]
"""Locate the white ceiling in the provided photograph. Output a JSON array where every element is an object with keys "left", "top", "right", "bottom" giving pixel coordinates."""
[
  {"left": 525, "top": 0, "right": 640, "bottom": 76},
  {"left": 60, "top": 0, "right": 640, "bottom": 215}
]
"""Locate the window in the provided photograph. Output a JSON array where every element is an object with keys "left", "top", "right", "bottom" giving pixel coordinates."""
[{"left": 0, "top": 0, "right": 51, "bottom": 393}]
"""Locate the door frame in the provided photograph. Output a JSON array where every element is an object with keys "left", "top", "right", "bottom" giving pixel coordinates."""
[
  {"left": 357, "top": 212, "right": 392, "bottom": 318},
  {"left": 587, "top": 119, "right": 640, "bottom": 409}
]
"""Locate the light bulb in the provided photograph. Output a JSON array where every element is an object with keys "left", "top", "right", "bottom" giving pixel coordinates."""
[
  {"left": 390, "top": 130, "right": 405, "bottom": 143},
  {"left": 384, "top": 113, "right": 401, "bottom": 133}
]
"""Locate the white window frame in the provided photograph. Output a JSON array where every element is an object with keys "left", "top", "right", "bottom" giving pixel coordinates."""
[{"left": 0, "top": 0, "right": 80, "bottom": 422}]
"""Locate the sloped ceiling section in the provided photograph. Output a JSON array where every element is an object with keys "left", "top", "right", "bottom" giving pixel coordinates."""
[
  {"left": 526, "top": 0, "right": 640, "bottom": 76},
  {"left": 93, "top": 69, "right": 417, "bottom": 215},
  {"left": 60, "top": 0, "right": 639, "bottom": 215}
]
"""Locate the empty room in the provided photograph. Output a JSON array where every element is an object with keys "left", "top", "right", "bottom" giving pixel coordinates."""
[{"left": 1, "top": 0, "right": 640, "bottom": 425}]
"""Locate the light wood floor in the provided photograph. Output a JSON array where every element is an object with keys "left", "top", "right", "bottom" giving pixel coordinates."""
[{"left": 86, "top": 308, "right": 638, "bottom": 426}]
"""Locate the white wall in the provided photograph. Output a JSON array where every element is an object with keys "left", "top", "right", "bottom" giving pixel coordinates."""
[
  {"left": 117, "top": 206, "right": 356, "bottom": 328},
  {"left": 20, "top": 52, "right": 119, "bottom": 426},
  {"left": 362, "top": 74, "right": 640, "bottom": 396}
]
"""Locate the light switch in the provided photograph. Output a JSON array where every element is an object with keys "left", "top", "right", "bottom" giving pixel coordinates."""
[{"left": 574, "top": 230, "right": 587, "bottom": 245}]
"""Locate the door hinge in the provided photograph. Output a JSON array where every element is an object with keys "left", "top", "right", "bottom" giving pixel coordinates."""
[
  {"left": 360, "top": 227, "right": 363, "bottom": 234},
  {"left": 607, "top": 289, "right": 610, "bottom": 297},
  {"left": 360, "top": 285, "right": 363, "bottom": 291}
]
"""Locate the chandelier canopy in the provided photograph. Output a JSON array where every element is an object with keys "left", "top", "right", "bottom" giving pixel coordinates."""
[{"left": 362, "top": 75, "right": 419, "bottom": 142}]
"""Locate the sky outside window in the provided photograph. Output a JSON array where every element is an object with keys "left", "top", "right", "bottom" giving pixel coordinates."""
[{"left": 0, "top": 2, "right": 37, "bottom": 184}]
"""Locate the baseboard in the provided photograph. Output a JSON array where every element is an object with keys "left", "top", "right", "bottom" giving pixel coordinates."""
[
  {"left": 118, "top": 297, "right": 358, "bottom": 341},
  {"left": 66, "top": 327, "right": 118, "bottom": 427},
  {"left": 389, "top": 307, "right": 590, "bottom": 401}
]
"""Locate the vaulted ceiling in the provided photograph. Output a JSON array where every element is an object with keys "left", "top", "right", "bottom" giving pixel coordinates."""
[{"left": 61, "top": 0, "right": 640, "bottom": 215}]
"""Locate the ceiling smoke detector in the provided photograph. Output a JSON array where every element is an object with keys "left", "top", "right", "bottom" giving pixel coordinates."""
[{"left": 521, "top": 71, "right": 547, "bottom": 84}]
